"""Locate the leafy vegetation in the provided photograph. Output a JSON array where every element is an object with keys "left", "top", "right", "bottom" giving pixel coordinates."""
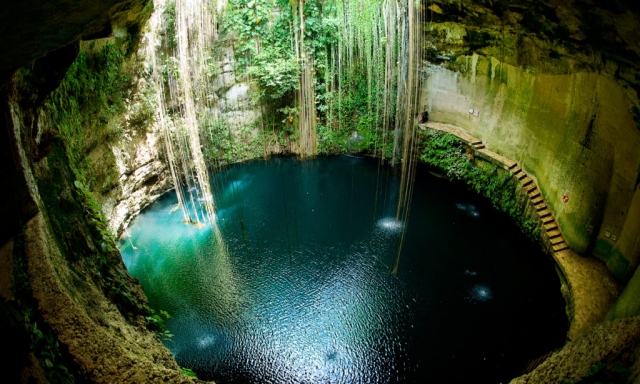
[
  {"left": 30, "top": 39, "right": 159, "bottom": 351},
  {"left": 561, "top": 361, "right": 632, "bottom": 384},
  {"left": 202, "top": 117, "right": 266, "bottom": 164},
  {"left": 74, "top": 180, "right": 117, "bottom": 256},
  {"left": 12, "top": 227, "right": 77, "bottom": 384},
  {"left": 162, "top": 0, "right": 178, "bottom": 51},
  {"left": 221, "top": 0, "right": 321, "bottom": 154},
  {"left": 180, "top": 367, "right": 198, "bottom": 378},
  {"left": 209, "top": 0, "right": 411, "bottom": 158},
  {"left": 44, "top": 44, "right": 129, "bottom": 185},
  {"left": 146, "top": 309, "right": 174, "bottom": 341},
  {"left": 247, "top": 52, "right": 300, "bottom": 101},
  {"left": 420, "top": 129, "right": 540, "bottom": 239},
  {"left": 317, "top": 62, "right": 387, "bottom": 154}
]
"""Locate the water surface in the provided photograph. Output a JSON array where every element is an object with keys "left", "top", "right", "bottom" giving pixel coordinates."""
[{"left": 120, "top": 156, "right": 567, "bottom": 383}]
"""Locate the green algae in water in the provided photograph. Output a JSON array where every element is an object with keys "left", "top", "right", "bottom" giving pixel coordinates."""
[{"left": 120, "top": 156, "right": 567, "bottom": 383}]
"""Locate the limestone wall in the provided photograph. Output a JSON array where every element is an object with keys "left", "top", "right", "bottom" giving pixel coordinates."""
[
  {"left": 421, "top": 54, "right": 640, "bottom": 282},
  {"left": 87, "top": 10, "right": 267, "bottom": 237}
]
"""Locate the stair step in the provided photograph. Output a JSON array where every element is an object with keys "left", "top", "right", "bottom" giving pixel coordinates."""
[
  {"left": 550, "top": 236, "right": 565, "bottom": 245},
  {"left": 541, "top": 215, "right": 555, "bottom": 224},
  {"left": 529, "top": 190, "right": 541, "bottom": 199},
  {"left": 523, "top": 184, "right": 537, "bottom": 193},
  {"left": 470, "top": 140, "right": 482, "bottom": 145},
  {"left": 546, "top": 229, "right": 562, "bottom": 238},
  {"left": 553, "top": 243, "right": 569, "bottom": 252},
  {"left": 515, "top": 171, "right": 527, "bottom": 180},
  {"left": 535, "top": 203, "right": 547, "bottom": 211},
  {"left": 544, "top": 222, "right": 558, "bottom": 231},
  {"left": 511, "top": 166, "right": 522, "bottom": 174},
  {"left": 538, "top": 209, "right": 552, "bottom": 218},
  {"left": 508, "top": 162, "right": 519, "bottom": 170},
  {"left": 505, "top": 160, "right": 518, "bottom": 169},
  {"left": 474, "top": 144, "right": 486, "bottom": 150},
  {"left": 531, "top": 196, "right": 544, "bottom": 205},
  {"left": 521, "top": 177, "right": 533, "bottom": 186}
]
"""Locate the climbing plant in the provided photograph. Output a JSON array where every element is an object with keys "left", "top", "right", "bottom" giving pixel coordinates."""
[
  {"left": 155, "top": 0, "right": 417, "bottom": 161},
  {"left": 44, "top": 44, "right": 129, "bottom": 184},
  {"left": 421, "top": 129, "right": 541, "bottom": 239}
]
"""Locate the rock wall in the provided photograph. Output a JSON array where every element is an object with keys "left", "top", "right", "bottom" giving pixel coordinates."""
[
  {"left": 1, "top": 64, "right": 203, "bottom": 384},
  {"left": 422, "top": 56, "right": 640, "bottom": 282},
  {"left": 608, "top": 266, "right": 640, "bottom": 321},
  {"left": 511, "top": 316, "right": 640, "bottom": 383},
  {"left": 420, "top": 1, "right": 640, "bottom": 284},
  {"left": 212, "top": 46, "right": 263, "bottom": 137},
  {"left": 43, "top": 0, "right": 271, "bottom": 241},
  {"left": 77, "top": 16, "right": 262, "bottom": 237},
  {"left": 0, "top": 0, "right": 210, "bottom": 380},
  {"left": 97, "top": 50, "right": 173, "bottom": 237}
]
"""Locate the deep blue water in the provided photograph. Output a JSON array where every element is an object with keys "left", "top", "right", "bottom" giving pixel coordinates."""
[{"left": 120, "top": 156, "right": 567, "bottom": 383}]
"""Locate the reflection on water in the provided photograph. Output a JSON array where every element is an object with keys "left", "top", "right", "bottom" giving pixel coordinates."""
[
  {"left": 455, "top": 203, "right": 480, "bottom": 218},
  {"left": 120, "top": 156, "right": 567, "bottom": 383},
  {"left": 377, "top": 217, "right": 405, "bottom": 234},
  {"left": 467, "top": 284, "right": 494, "bottom": 303}
]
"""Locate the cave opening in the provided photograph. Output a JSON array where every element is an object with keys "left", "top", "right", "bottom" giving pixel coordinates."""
[{"left": 3, "top": 0, "right": 640, "bottom": 382}]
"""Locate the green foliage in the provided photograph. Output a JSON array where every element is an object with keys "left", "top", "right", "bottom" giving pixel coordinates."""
[
  {"left": 163, "top": 0, "right": 178, "bottom": 51},
  {"left": 219, "top": 0, "right": 301, "bottom": 147},
  {"left": 146, "top": 309, "right": 174, "bottom": 341},
  {"left": 160, "top": 0, "right": 413, "bottom": 161},
  {"left": 220, "top": 0, "right": 345, "bottom": 152},
  {"left": 301, "top": 0, "right": 339, "bottom": 57},
  {"left": 30, "top": 322, "right": 75, "bottom": 384},
  {"left": 44, "top": 44, "right": 130, "bottom": 183},
  {"left": 247, "top": 50, "right": 300, "bottom": 100},
  {"left": 203, "top": 117, "right": 266, "bottom": 163},
  {"left": 12, "top": 228, "right": 76, "bottom": 384},
  {"left": 316, "top": 61, "right": 387, "bottom": 155},
  {"left": 180, "top": 367, "right": 198, "bottom": 378},
  {"left": 224, "top": 0, "right": 280, "bottom": 70},
  {"left": 420, "top": 129, "right": 540, "bottom": 239},
  {"left": 162, "top": 56, "right": 180, "bottom": 82},
  {"left": 73, "top": 180, "right": 117, "bottom": 256},
  {"left": 561, "top": 361, "right": 632, "bottom": 384},
  {"left": 183, "top": 0, "right": 393, "bottom": 159}
]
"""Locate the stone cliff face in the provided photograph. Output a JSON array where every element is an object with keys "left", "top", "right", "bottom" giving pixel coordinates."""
[
  {"left": 420, "top": 0, "right": 640, "bottom": 286},
  {"left": 0, "top": 0, "right": 208, "bottom": 382},
  {"left": 419, "top": 4, "right": 640, "bottom": 377}
]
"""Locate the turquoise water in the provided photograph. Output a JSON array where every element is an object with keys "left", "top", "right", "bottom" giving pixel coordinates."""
[{"left": 120, "top": 156, "right": 567, "bottom": 383}]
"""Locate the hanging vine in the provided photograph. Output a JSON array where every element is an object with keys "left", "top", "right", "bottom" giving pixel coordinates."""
[
  {"left": 148, "top": 0, "right": 223, "bottom": 225},
  {"left": 149, "top": 0, "right": 424, "bottom": 270}
]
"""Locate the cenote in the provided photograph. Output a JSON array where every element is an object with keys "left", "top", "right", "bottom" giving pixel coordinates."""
[{"left": 120, "top": 156, "right": 567, "bottom": 383}]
